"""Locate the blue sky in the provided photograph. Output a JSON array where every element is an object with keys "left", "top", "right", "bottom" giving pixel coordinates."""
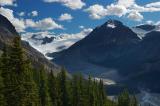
[{"left": 0, "top": 0, "right": 160, "bottom": 35}]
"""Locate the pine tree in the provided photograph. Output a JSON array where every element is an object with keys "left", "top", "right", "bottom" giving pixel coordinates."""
[
  {"left": 99, "top": 79, "right": 106, "bottom": 106},
  {"left": 87, "top": 75, "right": 94, "bottom": 106},
  {"left": 71, "top": 74, "right": 86, "bottom": 106},
  {"left": 2, "top": 36, "right": 39, "bottom": 106},
  {"left": 0, "top": 53, "right": 4, "bottom": 106},
  {"left": 48, "top": 70, "right": 58, "bottom": 106},
  {"left": 1, "top": 42, "right": 21, "bottom": 106},
  {"left": 57, "top": 68, "right": 69, "bottom": 106},
  {"left": 39, "top": 67, "right": 50, "bottom": 106},
  {"left": 130, "top": 95, "right": 138, "bottom": 106},
  {"left": 118, "top": 89, "right": 130, "bottom": 106}
]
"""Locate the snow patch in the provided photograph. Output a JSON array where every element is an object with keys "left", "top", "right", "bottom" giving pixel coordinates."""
[
  {"left": 21, "top": 28, "right": 92, "bottom": 59},
  {"left": 94, "top": 77, "right": 116, "bottom": 85},
  {"left": 131, "top": 27, "right": 149, "bottom": 39},
  {"left": 107, "top": 23, "right": 116, "bottom": 28}
]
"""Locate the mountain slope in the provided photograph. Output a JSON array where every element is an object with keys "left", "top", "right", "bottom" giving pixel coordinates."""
[
  {"left": 0, "top": 14, "right": 59, "bottom": 72},
  {"left": 52, "top": 20, "right": 160, "bottom": 92}
]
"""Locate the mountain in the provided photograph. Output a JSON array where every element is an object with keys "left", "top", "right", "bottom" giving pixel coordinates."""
[
  {"left": 0, "top": 14, "right": 59, "bottom": 72},
  {"left": 22, "top": 29, "right": 92, "bottom": 58},
  {"left": 51, "top": 20, "right": 160, "bottom": 92}
]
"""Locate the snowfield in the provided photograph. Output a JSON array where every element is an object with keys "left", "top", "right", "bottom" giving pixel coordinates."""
[{"left": 22, "top": 28, "right": 92, "bottom": 59}]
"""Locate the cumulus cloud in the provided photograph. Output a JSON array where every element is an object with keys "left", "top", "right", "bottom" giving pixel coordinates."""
[
  {"left": 106, "top": 4, "right": 127, "bottom": 17},
  {"left": 0, "top": 0, "right": 16, "bottom": 6},
  {"left": 28, "top": 11, "right": 38, "bottom": 17},
  {"left": 85, "top": 0, "right": 160, "bottom": 21},
  {"left": 127, "top": 11, "right": 143, "bottom": 21},
  {"left": 59, "top": 13, "right": 73, "bottom": 21},
  {"left": 18, "top": 12, "right": 25, "bottom": 16},
  {"left": 84, "top": 4, "right": 107, "bottom": 19},
  {"left": 117, "top": 0, "right": 135, "bottom": 8},
  {"left": 31, "top": 11, "right": 38, "bottom": 17},
  {"left": 146, "top": 2, "right": 160, "bottom": 8},
  {"left": 26, "top": 18, "right": 63, "bottom": 30},
  {"left": 43, "top": 0, "right": 85, "bottom": 10},
  {"left": 0, "top": 7, "right": 63, "bottom": 32},
  {"left": 0, "top": 7, "right": 26, "bottom": 32}
]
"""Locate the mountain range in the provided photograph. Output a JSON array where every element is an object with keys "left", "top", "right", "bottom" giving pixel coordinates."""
[
  {"left": 45, "top": 20, "right": 160, "bottom": 93},
  {"left": 1, "top": 13, "right": 160, "bottom": 105}
]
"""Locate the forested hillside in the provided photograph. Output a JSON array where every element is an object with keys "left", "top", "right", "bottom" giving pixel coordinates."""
[{"left": 0, "top": 36, "right": 137, "bottom": 106}]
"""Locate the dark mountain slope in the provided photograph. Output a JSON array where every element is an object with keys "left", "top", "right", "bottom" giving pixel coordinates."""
[
  {"left": 53, "top": 20, "right": 140, "bottom": 77},
  {"left": 0, "top": 14, "right": 59, "bottom": 72},
  {"left": 52, "top": 20, "right": 160, "bottom": 92}
]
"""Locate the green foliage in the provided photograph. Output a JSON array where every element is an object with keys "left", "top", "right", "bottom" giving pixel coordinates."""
[
  {"left": 57, "top": 68, "right": 69, "bottom": 106},
  {"left": 1, "top": 36, "right": 39, "bottom": 106},
  {"left": 0, "top": 55, "right": 4, "bottom": 106},
  {"left": 118, "top": 89, "right": 130, "bottom": 106},
  {"left": 38, "top": 67, "right": 50, "bottom": 106},
  {"left": 48, "top": 70, "right": 58, "bottom": 106},
  {"left": 117, "top": 90, "right": 138, "bottom": 106}
]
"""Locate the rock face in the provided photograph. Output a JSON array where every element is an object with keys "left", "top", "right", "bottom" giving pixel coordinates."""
[
  {"left": 0, "top": 14, "right": 60, "bottom": 72},
  {"left": 53, "top": 20, "right": 160, "bottom": 92}
]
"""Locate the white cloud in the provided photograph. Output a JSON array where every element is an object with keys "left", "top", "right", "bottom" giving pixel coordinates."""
[
  {"left": 84, "top": 4, "right": 107, "bottom": 19},
  {"left": 146, "top": 2, "right": 160, "bottom": 8},
  {"left": 146, "top": 20, "right": 154, "bottom": 25},
  {"left": 0, "top": 7, "right": 63, "bottom": 32},
  {"left": 26, "top": 18, "right": 63, "bottom": 30},
  {"left": 43, "top": 0, "right": 85, "bottom": 10},
  {"left": 0, "top": 7, "right": 26, "bottom": 32},
  {"left": 106, "top": 4, "right": 127, "bottom": 17},
  {"left": 31, "top": 11, "right": 38, "bottom": 17},
  {"left": 25, "top": 19, "right": 36, "bottom": 27},
  {"left": 117, "top": 0, "right": 135, "bottom": 8},
  {"left": 85, "top": 0, "right": 160, "bottom": 21},
  {"left": 79, "top": 25, "right": 84, "bottom": 29},
  {"left": 28, "top": 11, "right": 38, "bottom": 17},
  {"left": 131, "top": 4, "right": 160, "bottom": 12},
  {"left": 0, "top": 0, "right": 16, "bottom": 6},
  {"left": 59, "top": 13, "right": 73, "bottom": 21},
  {"left": 18, "top": 12, "right": 25, "bottom": 16},
  {"left": 127, "top": 11, "right": 143, "bottom": 21}
]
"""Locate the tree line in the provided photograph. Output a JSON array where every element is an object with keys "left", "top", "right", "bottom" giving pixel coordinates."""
[{"left": 0, "top": 36, "right": 138, "bottom": 106}]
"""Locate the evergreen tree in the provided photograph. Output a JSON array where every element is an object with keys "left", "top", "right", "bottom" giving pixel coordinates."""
[
  {"left": 71, "top": 74, "right": 86, "bottom": 106},
  {"left": 57, "top": 68, "right": 69, "bottom": 106},
  {"left": 1, "top": 36, "right": 39, "bottom": 106},
  {"left": 87, "top": 75, "right": 95, "bottom": 106},
  {"left": 98, "top": 79, "right": 106, "bottom": 106},
  {"left": 0, "top": 72, "right": 3, "bottom": 106},
  {"left": 48, "top": 70, "right": 58, "bottom": 106},
  {"left": 130, "top": 95, "right": 138, "bottom": 106},
  {"left": 0, "top": 53, "right": 4, "bottom": 106},
  {"left": 39, "top": 67, "right": 50, "bottom": 106},
  {"left": 118, "top": 89, "right": 130, "bottom": 106}
]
